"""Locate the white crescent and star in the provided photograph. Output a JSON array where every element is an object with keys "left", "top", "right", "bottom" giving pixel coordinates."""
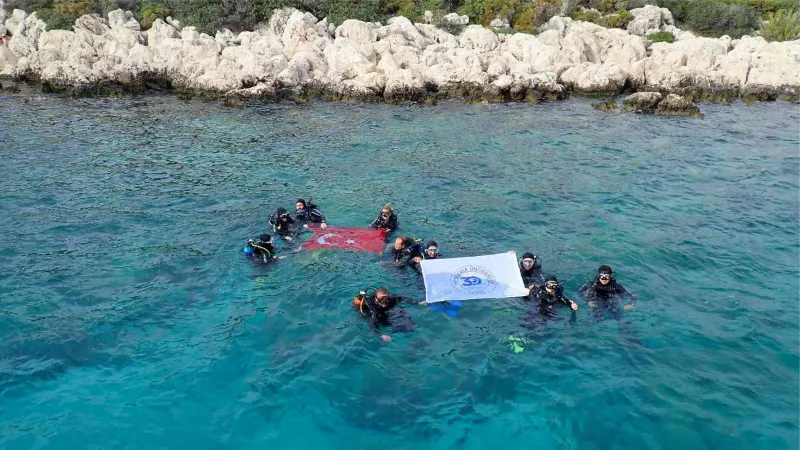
[{"left": 316, "top": 233, "right": 358, "bottom": 246}]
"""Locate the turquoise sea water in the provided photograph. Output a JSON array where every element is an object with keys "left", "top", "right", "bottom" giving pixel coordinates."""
[{"left": 0, "top": 92, "right": 798, "bottom": 449}]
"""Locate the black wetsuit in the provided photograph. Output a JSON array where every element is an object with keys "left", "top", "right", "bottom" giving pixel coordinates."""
[
  {"left": 357, "top": 294, "right": 415, "bottom": 333},
  {"left": 371, "top": 212, "right": 399, "bottom": 233},
  {"left": 385, "top": 238, "right": 423, "bottom": 268},
  {"left": 295, "top": 206, "right": 326, "bottom": 225},
  {"left": 579, "top": 277, "right": 638, "bottom": 335},
  {"left": 526, "top": 286, "right": 575, "bottom": 320},
  {"left": 579, "top": 277, "right": 637, "bottom": 305},
  {"left": 269, "top": 214, "right": 296, "bottom": 238},
  {"left": 248, "top": 241, "right": 277, "bottom": 264},
  {"left": 520, "top": 264, "right": 544, "bottom": 288}
]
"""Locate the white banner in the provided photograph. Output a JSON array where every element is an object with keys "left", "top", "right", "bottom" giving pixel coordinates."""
[{"left": 420, "top": 253, "right": 528, "bottom": 303}]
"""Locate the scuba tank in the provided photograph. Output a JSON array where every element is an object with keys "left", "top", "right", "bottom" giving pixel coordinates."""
[{"left": 353, "top": 287, "right": 378, "bottom": 312}]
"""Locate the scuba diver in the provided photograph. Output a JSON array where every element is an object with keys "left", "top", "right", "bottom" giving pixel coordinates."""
[
  {"left": 243, "top": 234, "right": 283, "bottom": 264},
  {"left": 370, "top": 203, "right": 399, "bottom": 233},
  {"left": 385, "top": 236, "right": 424, "bottom": 268},
  {"left": 578, "top": 265, "right": 640, "bottom": 344},
  {"left": 353, "top": 287, "right": 426, "bottom": 342},
  {"left": 525, "top": 275, "right": 579, "bottom": 318},
  {"left": 268, "top": 207, "right": 296, "bottom": 241},
  {"left": 413, "top": 241, "right": 442, "bottom": 263},
  {"left": 508, "top": 275, "right": 578, "bottom": 352},
  {"left": 295, "top": 198, "right": 327, "bottom": 228},
  {"left": 518, "top": 252, "right": 544, "bottom": 288},
  {"left": 578, "top": 265, "right": 637, "bottom": 311}
]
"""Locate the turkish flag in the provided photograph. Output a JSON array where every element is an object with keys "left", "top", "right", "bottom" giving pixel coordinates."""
[{"left": 300, "top": 225, "right": 387, "bottom": 253}]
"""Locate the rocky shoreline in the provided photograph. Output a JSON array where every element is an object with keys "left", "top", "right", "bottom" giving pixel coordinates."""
[{"left": 0, "top": 5, "right": 798, "bottom": 107}]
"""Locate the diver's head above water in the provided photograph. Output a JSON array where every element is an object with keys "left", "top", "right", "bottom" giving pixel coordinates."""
[
  {"left": 521, "top": 252, "right": 539, "bottom": 271},
  {"left": 375, "top": 287, "right": 390, "bottom": 308},
  {"left": 425, "top": 241, "right": 438, "bottom": 258},
  {"left": 598, "top": 265, "right": 613, "bottom": 285},
  {"left": 544, "top": 275, "right": 560, "bottom": 293}
]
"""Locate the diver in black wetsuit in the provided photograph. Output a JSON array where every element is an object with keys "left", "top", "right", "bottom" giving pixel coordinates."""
[
  {"left": 418, "top": 241, "right": 442, "bottom": 261},
  {"left": 269, "top": 207, "right": 296, "bottom": 241},
  {"left": 578, "top": 265, "right": 640, "bottom": 343},
  {"left": 578, "top": 265, "right": 637, "bottom": 313},
  {"left": 410, "top": 240, "right": 442, "bottom": 271},
  {"left": 519, "top": 252, "right": 544, "bottom": 288},
  {"left": 353, "top": 287, "right": 425, "bottom": 342},
  {"left": 385, "top": 236, "right": 424, "bottom": 268},
  {"left": 370, "top": 203, "right": 399, "bottom": 233},
  {"left": 245, "top": 234, "right": 282, "bottom": 264},
  {"left": 295, "top": 198, "right": 327, "bottom": 228},
  {"left": 525, "top": 275, "right": 579, "bottom": 319}
]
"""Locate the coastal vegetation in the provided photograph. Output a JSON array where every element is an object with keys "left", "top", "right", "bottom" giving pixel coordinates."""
[{"left": 3, "top": 0, "right": 799, "bottom": 41}]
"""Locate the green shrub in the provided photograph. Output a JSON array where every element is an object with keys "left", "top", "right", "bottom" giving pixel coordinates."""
[
  {"left": 36, "top": 6, "right": 79, "bottom": 29},
  {"left": 590, "top": 0, "right": 617, "bottom": 14},
  {"left": 760, "top": 8, "right": 800, "bottom": 41},
  {"left": 512, "top": 0, "right": 560, "bottom": 32},
  {"left": 597, "top": 8, "right": 632, "bottom": 27},
  {"left": 647, "top": 30, "right": 674, "bottom": 42},
  {"left": 457, "top": 0, "right": 485, "bottom": 23},
  {"left": 384, "top": 0, "right": 422, "bottom": 21},
  {"left": 718, "top": 0, "right": 797, "bottom": 16},
  {"left": 131, "top": 1, "right": 168, "bottom": 28},
  {"left": 479, "top": 0, "right": 519, "bottom": 26},
  {"left": 494, "top": 25, "right": 516, "bottom": 33},
  {"left": 571, "top": 7, "right": 601, "bottom": 22},
  {"left": 658, "top": 0, "right": 760, "bottom": 38}
]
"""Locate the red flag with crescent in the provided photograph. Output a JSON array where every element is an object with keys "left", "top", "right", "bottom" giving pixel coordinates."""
[{"left": 300, "top": 225, "right": 387, "bottom": 253}]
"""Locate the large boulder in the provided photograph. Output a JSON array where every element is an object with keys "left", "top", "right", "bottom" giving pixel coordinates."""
[
  {"left": 108, "top": 9, "right": 140, "bottom": 32},
  {"left": 560, "top": 62, "right": 628, "bottom": 95},
  {"left": 335, "top": 19, "right": 377, "bottom": 44},
  {"left": 0, "top": 45, "right": 19, "bottom": 75},
  {"left": 0, "top": 7, "right": 7, "bottom": 37},
  {"left": 5, "top": 9, "right": 27, "bottom": 36},
  {"left": 459, "top": 25, "right": 499, "bottom": 52},
  {"left": 627, "top": 5, "right": 662, "bottom": 36},
  {"left": 441, "top": 13, "right": 469, "bottom": 26}
]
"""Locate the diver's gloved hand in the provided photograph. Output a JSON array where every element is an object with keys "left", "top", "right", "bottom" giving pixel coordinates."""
[
  {"left": 418, "top": 301, "right": 427, "bottom": 306},
  {"left": 381, "top": 334, "right": 392, "bottom": 342},
  {"left": 570, "top": 301, "right": 579, "bottom": 311},
  {"left": 284, "top": 236, "right": 293, "bottom": 242},
  {"left": 320, "top": 222, "right": 328, "bottom": 229},
  {"left": 588, "top": 301, "right": 598, "bottom": 308},
  {"left": 522, "top": 288, "right": 531, "bottom": 297},
  {"left": 624, "top": 304, "right": 635, "bottom": 311}
]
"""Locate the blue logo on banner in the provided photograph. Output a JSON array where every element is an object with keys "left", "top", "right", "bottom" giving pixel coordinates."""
[
  {"left": 451, "top": 265, "right": 497, "bottom": 295},
  {"left": 461, "top": 276, "right": 482, "bottom": 286}
]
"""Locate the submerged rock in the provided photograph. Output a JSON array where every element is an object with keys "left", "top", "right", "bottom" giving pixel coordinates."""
[
  {"left": 622, "top": 91, "right": 662, "bottom": 113},
  {"left": 655, "top": 93, "right": 702, "bottom": 117},
  {"left": 592, "top": 100, "right": 617, "bottom": 110},
  {"left": 622, "top": 92, "right": 701, "bottom": 117}
]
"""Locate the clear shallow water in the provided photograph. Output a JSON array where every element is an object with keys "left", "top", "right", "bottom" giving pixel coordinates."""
[{"left": 0, "top": 93, "right": 798, "bottom": 450}]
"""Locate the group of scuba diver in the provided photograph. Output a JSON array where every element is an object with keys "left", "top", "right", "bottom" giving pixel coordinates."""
[{"left": 245, "top": 200, "right": 638, "bottom": 344}]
